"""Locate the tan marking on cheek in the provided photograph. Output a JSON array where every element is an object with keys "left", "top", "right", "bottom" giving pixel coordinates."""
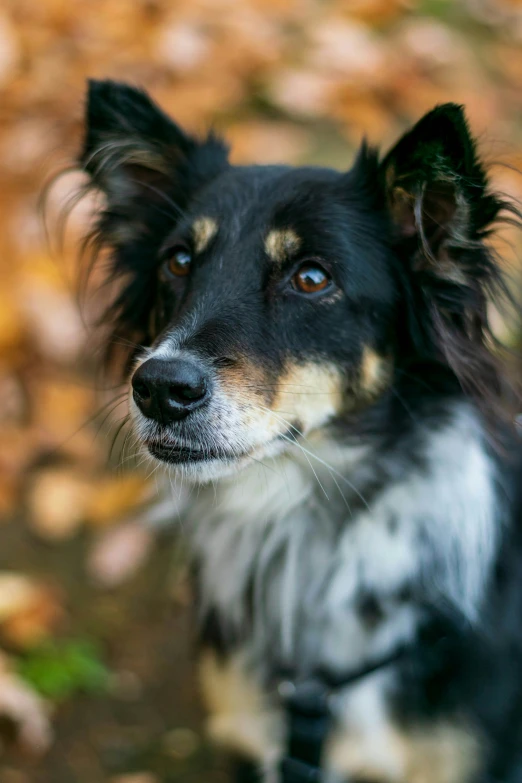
[
  {"left": 272, "top": 362, "right": 344, "bottom": 434},
  {"left": 360, "top": 347, "right": 393, "bottom": 399},
  {"left": 192, "top": 216, "right": 218, "bottom": 254},
  {"left": 264, "top": 228, "right": 301, "bottom": 264},
  {"left": 198, "top": 650, "right": 282, "bottom": 762},
  {"left": 327, "top": 721, "right": 481, "bottom": 783},
  {"left": 214, "top": 359, "right": 344, "bottom": 447},
  {"left": 218, "top": 359, "right": 273, "bottom": 405}
]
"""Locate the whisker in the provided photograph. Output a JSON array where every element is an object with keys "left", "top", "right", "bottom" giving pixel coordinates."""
[
  {"left": 251, "top": 404, "right": 368, "bottom": 513},
  {"left": 94, "top": 395, "right": 129, "bottom": 439},
  {"left": 279, "top": 432, "right": 370, "bottom": 512},
  {"left": 251, "top": 405, "right": 333, "bottom": 502},
  {"left": 108, "top": 415, "right": 131, "bottom": 462}
]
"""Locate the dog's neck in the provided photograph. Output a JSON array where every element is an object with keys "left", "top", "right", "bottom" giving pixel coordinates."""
[{"left": 187, "top": 402, "right": 500, "bottom": 681}]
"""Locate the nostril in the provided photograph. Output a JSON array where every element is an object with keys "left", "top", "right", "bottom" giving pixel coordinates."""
[
  {"left": 133, "top": 378, "right": 151, "bottom": 401},
  {"left": 168, "top": 380, "right": 207, "bottom": 404}
]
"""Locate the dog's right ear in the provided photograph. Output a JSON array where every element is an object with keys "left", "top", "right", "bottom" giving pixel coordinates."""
[{"left": 81, "top": 80, "right": 229, "bottom": 241}]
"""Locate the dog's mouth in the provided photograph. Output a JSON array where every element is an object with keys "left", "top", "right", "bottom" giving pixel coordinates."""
[
  {"left": 147, "top": 441, "right": 222, "bottom": 464},
  {"left": 145, "top": 427, "right": 296, "bottom": 466},
  {"left": 146, "top": 440, "right": 247, "bottom": 464}
]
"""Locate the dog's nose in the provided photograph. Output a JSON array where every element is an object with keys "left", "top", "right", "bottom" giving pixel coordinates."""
[{"left": 132, "top": 357, "right": 209, "bottom": 422}]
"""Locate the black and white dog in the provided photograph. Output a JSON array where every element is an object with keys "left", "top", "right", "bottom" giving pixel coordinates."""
[{"left": 80, "top": 80, "right": 522, "bottom": 783}]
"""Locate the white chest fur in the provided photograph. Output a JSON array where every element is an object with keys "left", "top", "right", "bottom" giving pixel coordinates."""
[
  {"left": 189, "top": 405, "right": 497, "bottom": 671},
  {"left": 188, "top": 404, "right": 498, "bottom": 779}
]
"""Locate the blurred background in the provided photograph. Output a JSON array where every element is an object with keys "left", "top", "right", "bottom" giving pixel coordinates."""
[{"left": 0, "top": 1, "right": 521, "bottom": 781}]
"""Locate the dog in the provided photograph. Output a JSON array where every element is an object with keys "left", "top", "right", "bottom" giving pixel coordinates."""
[{"left": 79, "top": 79, "right": 522, "bottom": 783}]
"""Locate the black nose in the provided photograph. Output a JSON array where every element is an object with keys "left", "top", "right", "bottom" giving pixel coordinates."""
[{"left": 132, "top": 357, "right": 209, "bottom": 422}]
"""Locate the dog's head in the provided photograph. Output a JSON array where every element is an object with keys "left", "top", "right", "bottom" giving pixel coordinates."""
[{"left": 81, "top": 80, "right": 506, "bottom": 480}]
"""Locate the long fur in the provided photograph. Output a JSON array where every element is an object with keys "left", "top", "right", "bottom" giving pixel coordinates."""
[{"left": 76, "top": 80, "right": 522, "bottom": 783}]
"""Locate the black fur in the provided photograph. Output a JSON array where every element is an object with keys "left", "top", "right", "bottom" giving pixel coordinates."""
[{"left": 79, "top": 80, "right": 522, "bottom": 783}]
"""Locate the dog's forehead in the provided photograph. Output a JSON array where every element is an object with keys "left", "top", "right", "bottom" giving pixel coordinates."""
[
  {"left": 181, "top": 163, "right": 394, "bottom": 301},
  {"left": 187, "top": 164, "right": 346, "bottom": 248}
]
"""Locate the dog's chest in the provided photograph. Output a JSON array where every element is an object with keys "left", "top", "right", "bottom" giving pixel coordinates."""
[
  {"left": 189, "top": 450, "right": 421, "bottom": 678},
  {"left": 189, "top": 409, "right": 496, "bottom": 675},
  {"left": 188, "top": 411, "right": 497, "bottom": 782},
  {"left": 191, "top": 456, "right": 421, "bottom": 780}
]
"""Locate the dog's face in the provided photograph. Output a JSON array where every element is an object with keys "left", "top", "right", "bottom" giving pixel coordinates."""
[
  {"left": 81, "top": 81, "right": 501, "bottom": 480},
  {"left": 130, "top": 165, "right": 398, "bottom": 478}
]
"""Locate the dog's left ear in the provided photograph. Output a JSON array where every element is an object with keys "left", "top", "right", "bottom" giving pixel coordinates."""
[
  {"left": 381, "top": 103, "right": 499, "bottom": 271},
  {"left": 381, "top": 105, "right": 506, "bottom": 405},
  {"left": 381, "top": 103, "right": 499, "bottom": 264}
]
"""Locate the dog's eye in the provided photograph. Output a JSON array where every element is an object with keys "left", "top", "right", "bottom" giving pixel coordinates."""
[
  {"left": 292, "top": 263, "right": 330, "bottom": 294},
  {"left": 165, "top": 247, "right": 192, "bottom": 277}
]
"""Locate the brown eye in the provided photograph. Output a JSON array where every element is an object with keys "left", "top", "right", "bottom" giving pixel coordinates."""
[
  {"left": 166, "top": 248, "right": 192, "bottom": 277},
  {"left": 292, "top": 263, "right": 330, "bottom": 294}
]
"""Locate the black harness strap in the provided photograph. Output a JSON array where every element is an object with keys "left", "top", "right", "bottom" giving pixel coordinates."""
[
  {"left": 276, "top": 647, "right": 407, "bottom": 783},
  {"left": 279, "top": 679, "right": 329, "bottom": 783},
  {"left": 230, "top": 647, "right": 408, "bottom": 783}
]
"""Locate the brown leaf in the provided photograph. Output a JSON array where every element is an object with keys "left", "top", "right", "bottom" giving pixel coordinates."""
[
  {"left": 0, "top": 12, "right": 21, "bottom": 88},
  {"left": 226, "top": 121, "right": 310, "bottom": 164},
  {"left": 0, "top": 574, "right": 63, "bottom": 649},
  {"left": 32, "top": 376, "right": 95, "bottom": 446},
  {"left": 0, "top": 652, "right": 52, "bottom": 754},
  {"left": 110, "top": 774, "right": 158, "bottom": 783},
  {"left": 27, "top": 467, "right": 91, "bottom": 541},
  {"left": 0, "top": 575, "right": 41, "bottom": 623},
  {"left": 2, "top": 585, "right": 63, "bottom": 649},
  {"left": 0, "top": 292, "right": 24, "bottom": 357},
  {"left": 87, "top": 521, "right": 154, "bottom": 587},
  {"left": 268, "top": 69, "right": 340, "bottom": 117},
  {"left": 84, "top": 474, "right": 151, "bottom": 528}
]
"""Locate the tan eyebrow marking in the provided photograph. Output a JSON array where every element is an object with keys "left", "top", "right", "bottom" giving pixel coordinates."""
[
  {"left": 192, "top": 217, "right": 218, "bottom": 254},
  {"left": 264, "top": 228, "right": 301, "bottom": 264}
]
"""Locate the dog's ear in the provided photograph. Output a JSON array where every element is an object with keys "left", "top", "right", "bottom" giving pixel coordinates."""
[
  {"left": 81, "top": 79, "right": 228, "bottom": 241},
  {"left": 381, "top": 105, "right": 507, "bottom": 410},
  {"left": 381, "top": 103, "right": 499, "bottom": 270},
  {"left": 79, "top": 80, "right": 229, "bottom": 375}
]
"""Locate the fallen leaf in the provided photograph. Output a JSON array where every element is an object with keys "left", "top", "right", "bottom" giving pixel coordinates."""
[
  {"left": 33, "top": 376, "right": 95, "bottom": 446},
  {"left": 110, "top": 774, "right": 159, "bottom": 783},
  {"left": 0, "top": 574, "right": 63, "bottom": 648},
  {"left": 155, "top": 18, "right": 210, "bottom": 74},
  {"left": 161, "top": 727, "right": 200, "bottom": 759},
  {"left": 0, "top": 292, "right": 24, "bottom": 356},
  {"left": 0, "top": 12, "right": 21, "bottom": 88},
  {"left": 0, "top": 369, "right": 27, "bottom": 425},
  {"left": 18, "top": 280, "right": 85, "bottom": 363},
  {"left": 2, "top": 585, "right": 63, "bottom": 649},
  {"left": 0, "top": 575, "right": 41, "bottom": 623},
  {"left": 268, "top": 69, "right": 339, "bottom": 117},
  {"left": 307, "top": 19, "right": 388, "bottom": 81},
  {"left": 0, "top": 653, "right": 52, "bottom": 754},
  {"left": 87, "top": 521, "right": 154, "bottom": 587},
  {"left": 226, "top": 121, "right": 310, "bottom": 164},
  {"left": 27, "top": 467, "right": 91, "bottom": 541},
  {"left": 84, "top": 474, "right": 151, "bottom": 528}
]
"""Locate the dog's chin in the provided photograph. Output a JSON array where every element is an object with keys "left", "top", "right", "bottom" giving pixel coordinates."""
[{"left": 143, "top": 435, "right": 288, "bottom": 483}]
